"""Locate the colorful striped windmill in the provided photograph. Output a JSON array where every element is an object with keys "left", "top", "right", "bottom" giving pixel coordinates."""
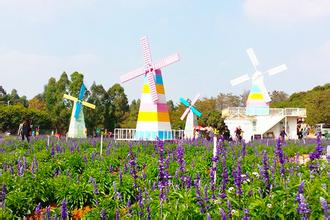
[
  {"left": 180, "top": 94, "right": 202, "bottom": 139},
  {"left": 231, "top": 48, "right": 287, "bottom": 116},
  {"left": 120, "top": 36, "right": 180, "bottom": 140},
  {"left": 63, "top": 83, "right": 95, "bottom": 138}
]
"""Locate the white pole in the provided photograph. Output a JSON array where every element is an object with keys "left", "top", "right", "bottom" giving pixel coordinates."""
[
  {"left": 47, "top": 135, "right": 50, "bottom": 146},
  {"left": 327, "top": 145, "right": 330, "bottom": 158},
  {"left": 213, "top": 136, "right": 217, "bottom": 182},
  {"left": 100, "top": 134, "right": 103, "bottom": 156}
]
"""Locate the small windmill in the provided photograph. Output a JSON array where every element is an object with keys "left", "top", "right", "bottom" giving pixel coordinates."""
[
  {"left": 120, "top": 36, "right": 180, "bottom": 140},
  {"left": 180, "top": 94, "right": 202, "bottom": 139},
  {"left": 230, "top": 48, "right": 287, "bottom": 116},
  {"left": 63, "top": 83, "right": 96, "bottom": 138}
]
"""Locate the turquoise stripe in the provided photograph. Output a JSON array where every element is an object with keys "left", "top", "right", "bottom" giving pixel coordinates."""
[
  {"left": 142, "top": 74, "right": 164, "bottom": 85},
  {"left": 250, "top": 85, "right": 262, "bottom": 93},
  {"left": 135, "top": 130, "right": 173, "bottom": 140},
  {"left": 246, "top": 106, "right": 269, "bottom": 116}
]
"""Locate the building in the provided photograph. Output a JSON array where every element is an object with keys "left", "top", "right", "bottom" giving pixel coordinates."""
[{"left": 222, "top": 107, "right": 307, "bottom": 141}]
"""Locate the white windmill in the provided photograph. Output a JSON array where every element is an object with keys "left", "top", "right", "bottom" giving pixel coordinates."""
[
  {"left": 230, "top": 48, "right": 287, "bottom": 116},
  {"left": 180, "top": 94, "right": 202, "bottom": 139}
]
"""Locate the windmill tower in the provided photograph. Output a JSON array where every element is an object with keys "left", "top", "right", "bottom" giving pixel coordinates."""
[
  {"left": 120, "top": 36, "right": 180, "bottom": 140},
  {"left": 179, "top": 94, "right": 202, "bottom": 139},
  {"left": 63, "top": 83, "right": 96, "bottom": 138},
  {"left": 231, "top": 48, "right": 287, "bottom": 116}
]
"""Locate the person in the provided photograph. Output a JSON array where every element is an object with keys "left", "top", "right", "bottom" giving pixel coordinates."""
[
  {"left": 223, "top": 126, "right": 231, "bottom": 141},
  {"left": 235, "top": 126, "right": 243, "bottom": 141},
  {"left": 21, "top": 119, "right": 32, "bottom": 142},
  {"left": 280, "top": 127, "right": 287, "bottom": 143},
  {"left": 18, "top": 121, "right": 24, "bottom": 137}
]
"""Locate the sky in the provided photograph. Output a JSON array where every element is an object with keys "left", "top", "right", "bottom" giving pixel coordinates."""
[{"left": 0, "top": 0, "right": 329, "bottom": 104}]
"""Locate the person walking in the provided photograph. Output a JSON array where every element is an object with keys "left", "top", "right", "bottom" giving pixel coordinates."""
[
  {"left": 21, "top": 119, "right": 32, "bottom": 143},
  {"left": 280, "top": 127, "right": 287, "bottom": 143},
  {"left": 235, "top": 126, "right": 243, "bottom": 141}
]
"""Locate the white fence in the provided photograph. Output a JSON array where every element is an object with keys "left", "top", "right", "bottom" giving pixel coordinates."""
[
  {"left": 222, "top": 107, "right": 306, "bottom": 119},
  {"left": 114, "top": 128, "right": 185, "bottom": 141}
]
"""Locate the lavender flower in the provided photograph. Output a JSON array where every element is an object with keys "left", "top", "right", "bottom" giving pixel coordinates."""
[
  {"left": 296, "top": 181, "right": 304, "bottom": 203},
  {"left": 46, "top": 205, "right": 51, "bottom": 220},
  {"left": 296, "top": 194, "right": 310, "bottom": 219},
  {"left": 233, "top": 159, "right": 242, "bottom": 195},
  {"left": 262, "top": 151, "right": 271, "bottom": 192},
  {"left": 276, "top": 138, "right": 286, "bottom": 176},
  {"left": 100, "top": 208, "right": 106, "bottom": 220},
  {"left": 309, "top": 132, "right": 323, "bottom": 161},
  {"left": 35, "top": 202, "right": 42, "bottom": 215},
  {"left": 242, "top": 208, "right": 250, "bottom": 220},
  {"left": 127, "top": 199, "right": 132, "bottom": 215},
  {"left": 207, "top": 213, "right": 212, "bottom": 220},
  {"left": 219, "top": 208, "right": 227, "bottom": 220},
  {"left": 320, "top": 197, "right": 329, "bottom": 219},
  {"left": 17, "top": 157, "right": 23, "bottom": 176},
  {"left": 227, "top": 200, "right": 232, "bottom": 218},
  {"left": 115, "top": 208, "right": 120, "bottom": 220},
  {"left": 61, "top": 198, "right": 67, "bottom": 220}
]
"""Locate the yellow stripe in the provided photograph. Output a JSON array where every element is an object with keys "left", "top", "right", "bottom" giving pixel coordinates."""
[
  {"left": 248, "top": 93, "right": 264, "bottom": 100},
  {"left": 142, "top": 84, "right": 165, "bottom": 94},
  {"left": 137, "top": 112, "right": 170, "bottom": 122}
]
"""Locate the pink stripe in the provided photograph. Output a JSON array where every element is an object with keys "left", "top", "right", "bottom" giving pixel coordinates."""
[{"left": 139, "top": 103, "right": 169, "bottom": 112}]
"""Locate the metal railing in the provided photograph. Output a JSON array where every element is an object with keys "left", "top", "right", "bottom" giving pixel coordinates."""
[
  {"left": 222, "top": 107, "right": 306, "bottom": 118},
  {"left": 114, "top": 128, "right": 185, "bottom": 141}
]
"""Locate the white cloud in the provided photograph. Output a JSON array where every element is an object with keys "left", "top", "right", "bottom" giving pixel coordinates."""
[
  {"left": 0, "top": 50, "right": 100, "bottom": 98},
  {"left": 243, "top": 0, "right": 330, "bottom": 24}
]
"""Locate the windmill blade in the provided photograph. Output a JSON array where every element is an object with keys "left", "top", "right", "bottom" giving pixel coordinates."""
[
  {"left": 78, "top": 83, "right": 86, "bottom": 100},
  {"left": 74, "top": 102, "right": 82, "bottom": 119},
  {"left": 246, "top": 48, "right": 259, "bottom": 68},
  {"left": 141, "top": 36, "right": 152, "bottom": 65},
  {"left": 190, "top": 94, "right": 200, "bottom": 106},
  {"left": 266, "top": 64, "right": 287, "bottom": 76},
  {"left": 146, "top": 72, "right": 158, "bottom": 102},
  {"left": 191, "top": 106, "right": 202, "bottom": 118},
  {"left": 120, "top": 67, "right": 146, "bottom": 83},
  {"left": 180, "top": 107, "right": 191, "bottom": 121},
  {"left": 63, "top": 94, "right": 78, "bottom": 102},
  {"left": 230, "top": 74, "right": 250, "bottom": 86},
  {"left": 179, "top": 97, "right": 190, "bottom": 107},
  {"left": 82, "top": 101, "right": 96, "bottom": 109},
  {"left": 154, "top": 53, "right": 180, "bottom": 70}
]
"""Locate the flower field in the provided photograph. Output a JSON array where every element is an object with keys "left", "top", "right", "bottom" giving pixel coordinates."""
[{"left": 0, "top": 136, "right": 329, "bottom": 219}]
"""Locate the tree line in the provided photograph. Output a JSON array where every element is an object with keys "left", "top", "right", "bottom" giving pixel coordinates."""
[{"left": 0, "top": 72, "right": 329, "bottom": 135}]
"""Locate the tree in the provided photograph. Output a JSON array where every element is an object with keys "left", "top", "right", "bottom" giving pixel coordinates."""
[
  {"left": 215, "top": 93, "right": 241, "bottom": 110},
  {"left": 270, "top": 90, "right": 289, "bottom": 103},
  {"left": 107, "top": 84, "right": 129, "bottom": 130}
]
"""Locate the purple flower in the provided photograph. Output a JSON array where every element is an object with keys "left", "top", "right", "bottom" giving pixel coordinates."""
[
  {"left": 207, "top": 213, "right": 212, "bottom": 220},
  {"left": 127, "top": 199, "right": 132, "bottom": 214},
  {"left": 262, "top": 151, "right": 271, "bottom": 192},
  {"left": 296, "top": 194, "right": 310, "bottom": 219},
  {"left": 2, "top": 184, "right": 6, "bottom": 201},
  {"left": 61, "top": 198, "right": 67, "bottom": 220},
  {"left": 35, "top": 202, "right": 42, "bottom": 215},
  {"left": 100, "top": 208, "right": 106, "bottom": 220},
  {"left": 276, "top": 138, "right": 286, "bottom": 176},
  {"left": 242, "top": 208, "right": 250, "bottom": 220},
  {"left": 320, "top": 197, "right": 329, "bottom": 219},
  {"left": 89, "top": 177, "right": 99, "bottom": 194},
  {"left": 17, "top": 157, "right": 23, "bottom": 176},
  {"left": 233, "top": 159, "right": 242, "bottom": 195},
  {"left": 219, "top": 208, "right": 227, "bottom": 220},
  {"left": 115, "top": 208, "right": 120, "bottom": 220},
  {"left": 309, "top": 132, "right": 323, "bottom": 161},
  {"left": 296, "top": 181, "right": 304, "bottom": 203},
  {"left": 46, "top": 205, "right": 51, "bottom": 220},
  {"left": 227, "top": 200, "right": 232, "bottom": 218}
]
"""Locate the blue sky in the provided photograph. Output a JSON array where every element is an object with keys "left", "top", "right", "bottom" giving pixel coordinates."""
[{"left": 0, "top": 0, "right": 329, "bottom": 104}]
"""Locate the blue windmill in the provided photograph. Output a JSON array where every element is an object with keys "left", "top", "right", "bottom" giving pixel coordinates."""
[
  {"left": 180, "top": 94, "right": 202, "bottom": 139},
  {"left": 63, "top": 83, "right": 96, "bottom": 138}
]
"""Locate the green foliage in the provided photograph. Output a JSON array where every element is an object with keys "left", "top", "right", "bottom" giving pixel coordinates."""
[
  {"left": 0, "top": 138, "right": 328, "bottom": 219},
  {"left": 271, "top": 83, "right": 330, "bottom": 125},
  {"left": 0, "top": 105, "right": 51, "bottom": 133}
]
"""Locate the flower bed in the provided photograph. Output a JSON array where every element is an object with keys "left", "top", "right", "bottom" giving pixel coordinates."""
[{"left": 0, "top": 136, "right": 328, "bottom": 219}]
